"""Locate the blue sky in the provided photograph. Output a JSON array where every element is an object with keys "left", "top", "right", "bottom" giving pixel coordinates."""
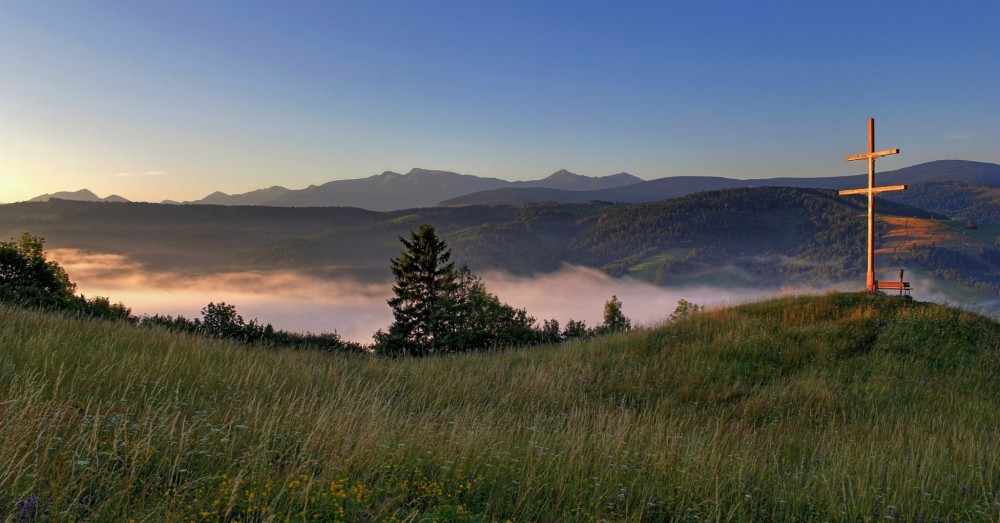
[{"left": 1, "top": 1, "right": 997, "bottom": 202}]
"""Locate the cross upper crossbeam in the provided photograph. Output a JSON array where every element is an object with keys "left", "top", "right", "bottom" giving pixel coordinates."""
[{"left": 845, "top": 149, "right": 899, "bottom": 162}]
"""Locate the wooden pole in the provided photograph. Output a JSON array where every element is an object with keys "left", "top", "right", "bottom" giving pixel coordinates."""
[
  {"left": 867, "top": 118, "right": 876, "bottom": 291},
  {"left": 839, "top": 118, "right": 903, "bottom": 292}
]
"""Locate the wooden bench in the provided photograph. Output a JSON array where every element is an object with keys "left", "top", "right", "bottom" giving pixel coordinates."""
[{"left": 875, "top": 280, "right": 911, "bottom": 296}]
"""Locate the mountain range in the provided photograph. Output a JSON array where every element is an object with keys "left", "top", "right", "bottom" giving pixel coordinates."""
[
  {"left": 439, "top": 160, "right": 1000, "bottom": 206},
  {"left": 23, "top": 160, "right": 1000, "bottom": 222},
  {"left": 27, "top": 169, "right": 644, "bottom": 211},
  {"left": 29, "top": 188, "right": 130, "bottom": 203}
]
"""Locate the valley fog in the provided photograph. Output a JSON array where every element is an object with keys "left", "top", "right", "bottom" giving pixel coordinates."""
[{"left": 49, "top": 248, "right": 796, "bottom": 343}]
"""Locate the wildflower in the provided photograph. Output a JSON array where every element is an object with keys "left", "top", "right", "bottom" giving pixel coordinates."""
[{"left": 15, "top": 493, "right": 42, "bottom": 521}]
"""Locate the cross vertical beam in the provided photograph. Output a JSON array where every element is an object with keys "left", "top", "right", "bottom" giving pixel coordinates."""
[{"left": 838, "top": 118, "right": 904, "bottom": 292}]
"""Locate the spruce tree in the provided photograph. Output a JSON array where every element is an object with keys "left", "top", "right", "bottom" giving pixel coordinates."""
[{"left": 380, "top": 224, "right": 457, "bottom": 356}]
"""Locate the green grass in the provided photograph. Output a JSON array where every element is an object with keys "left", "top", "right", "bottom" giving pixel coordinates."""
[
  {"left": 627, "top": 249, "right": 694, "bottom": 277},
  {"left": 2, "top": 293, "right": 1000, "bottom": 521},
  {"left": 938, "top": 220, "right": 1000, "bottom": 251}
]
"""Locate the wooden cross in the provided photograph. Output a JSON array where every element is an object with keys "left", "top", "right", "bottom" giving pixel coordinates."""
[{"left": 838, "top": 118, "right": 905, "bottom": 292}]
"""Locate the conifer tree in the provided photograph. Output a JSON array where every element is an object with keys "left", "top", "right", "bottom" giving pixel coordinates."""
[{"left": 379, "top": 224, "right": 457, "bottom": 356}]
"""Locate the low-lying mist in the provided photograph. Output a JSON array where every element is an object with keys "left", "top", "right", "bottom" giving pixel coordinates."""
[{"left": 49, "top": 248, "right": 867, "bottom": 344}]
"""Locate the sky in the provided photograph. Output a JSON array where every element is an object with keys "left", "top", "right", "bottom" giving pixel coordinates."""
[{"left": 1, "top": 1, "right": 998, "bottom": 203}]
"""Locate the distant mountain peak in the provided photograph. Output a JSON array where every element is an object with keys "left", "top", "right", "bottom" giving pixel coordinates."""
[
  {"left": 28, "top": 188, "right": 129, "bottom": 203},
  {"left": 543, "top": 169, "right": 583, "bottom": 181},
  {"left": 504, "top": 170, "right": 643, "bottom": 193},
  {"left": 405, "top": 168, "right": 469, "bottom": 177}
]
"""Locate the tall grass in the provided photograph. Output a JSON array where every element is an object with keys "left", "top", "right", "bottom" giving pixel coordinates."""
[{"left": 1, "top": 293, "right": 999, "bottom": 521}]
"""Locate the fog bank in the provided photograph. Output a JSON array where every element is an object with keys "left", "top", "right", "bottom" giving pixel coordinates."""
[{"left": 51, "top": 248, "right": 852, "bottom": 343}]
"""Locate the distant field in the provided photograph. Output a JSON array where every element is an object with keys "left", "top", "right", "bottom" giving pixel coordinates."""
[
  {"left": 878, "top": 217, "right": 978, "bottom": 253},
  {"left": 2, "top": 293, "right": 999, "bottom": 521}
]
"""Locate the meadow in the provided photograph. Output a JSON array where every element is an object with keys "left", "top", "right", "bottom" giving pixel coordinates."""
[{"left": 2, "top": 293, "right": 999, "bottom": 521}]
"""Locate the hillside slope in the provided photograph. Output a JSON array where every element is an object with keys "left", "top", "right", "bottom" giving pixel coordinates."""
[{"left": 2, "top": 294, "right": 998, "bottom": 520}]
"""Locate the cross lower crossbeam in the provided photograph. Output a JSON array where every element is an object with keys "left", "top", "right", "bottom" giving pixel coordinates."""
[
  {"left": 838, "top": 184, "right": 906, "bottom": 196},
  {"left": 838, "top": 118, "right": 903, "bottom": 292}
]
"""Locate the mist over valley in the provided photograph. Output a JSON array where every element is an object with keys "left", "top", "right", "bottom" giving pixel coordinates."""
[{"left": 49, "top": 247, "right": 790, "bottom": 343}]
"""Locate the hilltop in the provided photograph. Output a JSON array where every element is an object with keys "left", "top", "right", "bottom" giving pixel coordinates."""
[{"left": 2, "top": 293, "right": 998, "bottom": 520}]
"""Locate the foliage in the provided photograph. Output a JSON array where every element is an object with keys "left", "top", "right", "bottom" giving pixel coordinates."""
[
  {"left": 595, "top": 294, "right": 631, "bottom": 334},
  {"left": 669, "top": 298, "right": 704, "bottom": 321},
  {"left": 561, "top": 318, "right": 590, "bottom": 340},
  {"left": 537, "top": 318, "right": 562, "bottom": 344},
  {"left": 0, "top": 233, "right": 76, "bottom": 308},
  {"left": 444, "top": 267, "right": 540, "bottom": 351},
  {"left": 0, "top": 233, "right": 135, "bottom": 319},
  {"left": 138, "top": 304, "right": 364, "bottom": 354},
  {"left": 74, "top": 294, "right": 134, "bottom": 322},
  {"left": 378, "top": 225, "right": 568, "bottom": 355},
  {"left": 378, "top": 224, "right": 459, "bottom": 356},
  {"left": 200, "top": 302, "right": 248, "bottom": 339},
  {"left": 3, "top": 293, "right": 1000, "bottom": 520}
]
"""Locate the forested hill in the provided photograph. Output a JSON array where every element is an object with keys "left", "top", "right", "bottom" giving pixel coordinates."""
[
  {"left": 560, "top": 187, "right": 940, "bottom": 285},
  {"left": 0, "top": 187, "right": 941, "bottom": 289}
]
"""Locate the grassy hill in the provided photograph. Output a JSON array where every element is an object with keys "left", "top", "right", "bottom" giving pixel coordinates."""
[{"left": 2, "top": 293, "right": 999, "bottom": 521}]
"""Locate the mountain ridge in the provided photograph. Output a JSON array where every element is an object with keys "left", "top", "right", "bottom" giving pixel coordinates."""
[
  {"left": 440, "top": 160, "right": 1000, "bottom": 211},
  {"left": 23, "top": 168, "right": 646, "bottom": 211},
  {"left": 28, "top": 189, "right": 130, "bottom": 203},
  {"left": 22, "top": 160, "right": 1000, "bottom": 216}
]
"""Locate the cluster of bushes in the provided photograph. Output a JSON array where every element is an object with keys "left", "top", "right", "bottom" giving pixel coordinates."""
[{"left": 137, "top": 302, "right": 365, "bottom": 353}]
